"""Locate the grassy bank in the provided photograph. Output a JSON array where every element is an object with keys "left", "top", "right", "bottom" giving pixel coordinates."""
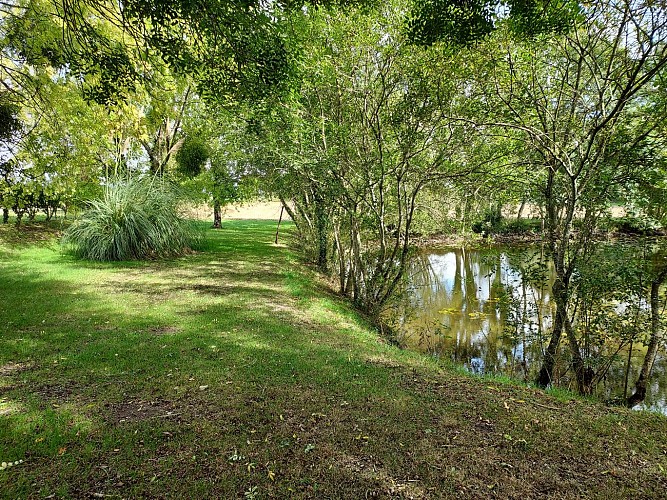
[{"left": 1, "top": 220, "right": 666, "bottom": 498}]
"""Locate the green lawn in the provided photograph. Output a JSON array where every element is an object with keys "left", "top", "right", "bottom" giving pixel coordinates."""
[{"left": 1, "top": 219, "right": 666, "bottom": 498}]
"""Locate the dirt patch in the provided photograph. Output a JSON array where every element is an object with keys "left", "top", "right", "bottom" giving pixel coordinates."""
[
  {"left": 147, "top": 326, "right": 181, "bottom": 336},
  {"left": 335, "top": 451, "right": 428, "bottom": 498},
  {"left": 104, "top": 398, "right": 179, "bottom": 424},
  {"left": 258, "top": 300, "right": 303, "bottom": 317},
  {"left": 33, "top": 382, "right": 78, "bottom": 404},
  {"left": 94, "top": 323, "right": 118, "bottom": 332},
  {"left": 0, "top": 384, "right": 18, "bottom": 395}
]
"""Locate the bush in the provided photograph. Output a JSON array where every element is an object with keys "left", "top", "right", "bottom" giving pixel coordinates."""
[
  {"left": 62, "top": 177, "right": 198, "bottom": 261},
  {"left": 497, "top": 218, "right": 543, "bottom": 235},
  {"left": 609, "top": 216, "right": 661, "bottom": 236},
  {"left": 472, "top": 215, "right": 543, "bottom": 236},
  {"left": 471, "top": 209, "right": 503, "bottom": 235}
]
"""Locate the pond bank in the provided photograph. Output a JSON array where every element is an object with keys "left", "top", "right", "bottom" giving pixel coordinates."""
[
  {"left": 1, "top": 220, "right": 666, "bottom": 497},
  {"left": 413, "top": 232, "right": 667, "bottom": 250}
]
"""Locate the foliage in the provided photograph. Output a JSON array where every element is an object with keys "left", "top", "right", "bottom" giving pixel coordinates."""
[
  {"left": 62, "top": 177, "right": 197, "bottom": 261},
  {"left": 406, "top": 0, "right": 495, "bottom": 46},
  {"left": 253, "top": 3, "right": 490, "bottom": 314},
  {"left": 608, "top": 216, "right": 662, "bottom": 236},
  {"left": 507, "top": 0, "right": 582, "bottom": 38},
  {"left": 0, "top": 97, "right": 21, "bottom": 142},
  {"left": 406, "top": 0, "right": 582, "bottom": 46},
  {"left": 176, "top": 136, "right": 210, "bottom": 178}
]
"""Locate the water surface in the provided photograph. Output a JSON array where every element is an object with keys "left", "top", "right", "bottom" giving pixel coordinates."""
[{"left": 390, "top": 246, "right": 667, "bottom": 414}]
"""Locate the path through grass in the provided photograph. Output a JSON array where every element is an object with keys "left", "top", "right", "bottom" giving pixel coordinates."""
[{"left": 1, "top": 220, "right": 666, "bottom": 498}]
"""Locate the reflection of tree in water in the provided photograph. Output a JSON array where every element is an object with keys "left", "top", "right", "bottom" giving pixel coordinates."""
[
  {"left": 390, "top": 245, "right": 667, "bottom": 413},
  {"left": 601, "top": 352, "right": 667, "bottom": 413},
  {"left": 395, "top": 247, "right": 552, "bottom": 377}
]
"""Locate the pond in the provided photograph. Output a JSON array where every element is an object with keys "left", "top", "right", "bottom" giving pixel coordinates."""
[{"left": 389, "top": 246, "right": 667, "bottom": 414}]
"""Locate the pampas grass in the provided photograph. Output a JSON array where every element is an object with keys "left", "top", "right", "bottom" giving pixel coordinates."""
[{"left": 62, "top": 177, "right": 198, "bottom": 261}]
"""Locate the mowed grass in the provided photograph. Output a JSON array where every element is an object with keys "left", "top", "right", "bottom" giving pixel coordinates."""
[{"left": 1, "top": 219, "right": 666, "bottom": 499}]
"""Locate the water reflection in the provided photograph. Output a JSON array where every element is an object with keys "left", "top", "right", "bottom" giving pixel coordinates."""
[{"left": 390, "top": 246, "right": 667, "bottom": 414}]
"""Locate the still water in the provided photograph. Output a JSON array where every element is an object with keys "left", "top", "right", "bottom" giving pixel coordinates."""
[{"left": 390, "top": 246, "right": 667, "bottom": 414}]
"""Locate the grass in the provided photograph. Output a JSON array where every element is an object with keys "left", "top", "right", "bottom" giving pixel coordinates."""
[{"left": 1, "top": 218, "right": 667, "bottom": 498}]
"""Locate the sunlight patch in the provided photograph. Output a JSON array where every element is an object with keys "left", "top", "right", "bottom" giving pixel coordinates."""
[
  {"left": 0, "top": 361, "right": 34, "bottom": 376},
  {"left": 0, "top": 398, "right": 24, "bottom": 416}
]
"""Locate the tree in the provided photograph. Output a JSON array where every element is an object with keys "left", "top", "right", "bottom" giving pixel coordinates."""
[
  {"left": 627, "top": 246, "right": 667, "bottom": 407},
  {"left": 252, "top": 3, "right": 496, "bottom": 316},
  {"left": 469, "top": 0, "right": 667, "bottom": 392},
  {"left": 0, "top": 77, "right": 127, "bottom": 223},
  {"left": 137, "top": 81, "right": 193, "bottom": 176}
]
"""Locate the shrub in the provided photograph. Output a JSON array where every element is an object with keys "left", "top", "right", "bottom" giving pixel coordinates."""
[
  {"left": 471, "top": 209, "right": 503, "bottom": 235},
  {"left": 497, "top": 218, "right": 543, "bottom": 235},
  {"left": 176, "top": 137, "right": 210, "bottom": 178},
  {"left": 609, "top": 216, "right": 661, "bottom": 236},
  {"left": 62, "top": 177, "right": 198, "bottom": 261}
]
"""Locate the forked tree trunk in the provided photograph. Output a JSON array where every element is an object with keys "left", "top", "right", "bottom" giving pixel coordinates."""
[
  {"left": 14, "top": 209, "right": 24, "bottom": 227},
  {"left": 536, "top": 279, "right": 590, "bottom": 392},
  {"left": 564, "top": 314, "right": 590, "bottom": 394}
]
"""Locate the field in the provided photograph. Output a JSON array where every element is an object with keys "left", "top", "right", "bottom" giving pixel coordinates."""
[{"left": 1, "top": 219, "right": 666, "bottom": 498}]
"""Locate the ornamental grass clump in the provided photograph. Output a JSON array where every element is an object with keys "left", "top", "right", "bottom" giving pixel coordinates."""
[{"left": 63, "top": 177, "right": 197, "bottom": 261}]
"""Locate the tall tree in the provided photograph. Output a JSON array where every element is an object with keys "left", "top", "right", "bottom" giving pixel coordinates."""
[
  {"left": 255, "top": 3, "right": 496, "bottom": 315},
  {"left": 469, "top": 0, "right": 667, "bottom": 392}
]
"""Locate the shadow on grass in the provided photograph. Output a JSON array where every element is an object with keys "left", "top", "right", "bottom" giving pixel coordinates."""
[{"left": 2, "top": 219, "right": 667, "bottom": 498}]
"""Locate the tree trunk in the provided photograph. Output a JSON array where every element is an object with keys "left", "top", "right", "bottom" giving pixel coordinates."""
[
  {"left": 274, "top": 205, "right": 284, "bottom": 244},
  {"left": 517, "top": 199, "right": 526, "bottom": 221},
  {"left": 2, "top": 208, "right": 8, "bottom": 223},
  {"left": 627, "top": 273, "right": 666, "bottom": 407},
  {"left": 278, "top": 196, "right": 298, "bottom": 230},
  {"left": 314, "top": 193, "right": 328, "bottom": 272},
  {"left": 537, "top": 291, "right": 565, "bottom": 388},
  {"left": 563, "top": 314, "right": 590, "bottom": 394},
  {"left": 350, "top": 219, "right": 365, "bottom": 304},
  {"left": 334, "top": 223, "right": 347, "bottom": 294},
  {"left": 212, "top": 201, "right": 222, "bottom": 229}
]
